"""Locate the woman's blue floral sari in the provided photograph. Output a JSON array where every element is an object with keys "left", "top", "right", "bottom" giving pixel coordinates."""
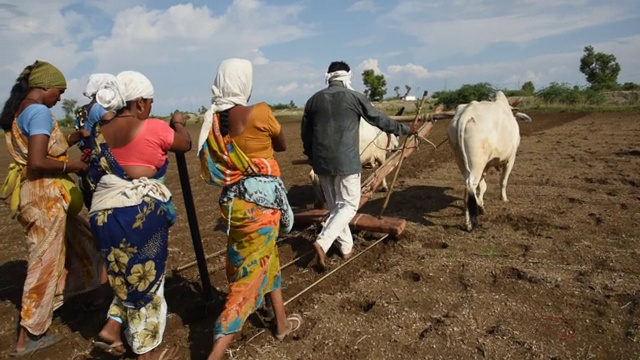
[{"left": 86, "top": 132, "right": 176, "bottom": 309}]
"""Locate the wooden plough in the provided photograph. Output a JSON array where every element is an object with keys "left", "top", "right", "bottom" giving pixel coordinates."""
[{"left": 292, "top": 95, "right": 453, "bottom": 237}]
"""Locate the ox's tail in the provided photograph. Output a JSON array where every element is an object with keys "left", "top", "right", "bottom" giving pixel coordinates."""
[
  {"left": 456, "top": 111, "right": 474, "bottom": 178},
  {"left": 457, "top": 109, "right": 480, "bottom": 230}
]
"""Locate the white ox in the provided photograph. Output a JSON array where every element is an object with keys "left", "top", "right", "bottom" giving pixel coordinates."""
[
  {"left": 309, "top": 118, "right": 400, "bottom": 209},
  {"left": 448, "top": 91, "right": 532, "bottom": 231}
]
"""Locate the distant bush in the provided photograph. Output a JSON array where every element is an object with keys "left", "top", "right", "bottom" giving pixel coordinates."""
[
  {"left": 621, "top": 82, "right": 640, "bottom": 91},
  {"left": 270, "top": 100, "right": 297, "bottom": 110},
  {"left": 536, "top": 82, "right": 607, "bottom": 105},
  {"left": 58, "top": 117, "right": 74, "bottom": 128},
  {"left": 537, "top": 82, "right": 582, "bottom": 104},
  {"left": 433, "top": 82, "right": 494, "bottom": 109}
]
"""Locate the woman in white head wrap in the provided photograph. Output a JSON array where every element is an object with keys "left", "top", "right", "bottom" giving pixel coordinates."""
[
  {"left": 76, "top": 73, "right": 118, "bottom": 210},
  {"left": 76, "top": 73, "right": 117, "bottom": 143},
  {"left": 197, "top": 58, "right": 300, "bottom": 360},
  {"left": 88, "top": 71, "right": 191, "bottom": 359}
]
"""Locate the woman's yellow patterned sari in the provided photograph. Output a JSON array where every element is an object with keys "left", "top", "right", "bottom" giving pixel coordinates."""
[{"left": 1, "top": 112, "right": 102, "bottom": 336}]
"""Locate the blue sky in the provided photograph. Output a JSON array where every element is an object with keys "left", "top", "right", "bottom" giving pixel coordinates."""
[{"left": 1, "top": 0, "right": 639, "bottom": 117}]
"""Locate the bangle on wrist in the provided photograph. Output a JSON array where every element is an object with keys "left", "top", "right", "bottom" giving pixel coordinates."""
[{"left": 61, "top": 161, "right": 67, "bottom": 174}]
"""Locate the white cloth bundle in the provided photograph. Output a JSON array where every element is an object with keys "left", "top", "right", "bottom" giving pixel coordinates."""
[
  {"left": 83, "top": 73, "right": 116, "bottom": 99},
  {"left": 88, "top": 174, "right": 172, "bottom": 215},
  {"left": 197, "top": 58, "right": 253, "bottom": 153},
  {"left": 96, "top": 71, "right": 155, "bottom": 112}
]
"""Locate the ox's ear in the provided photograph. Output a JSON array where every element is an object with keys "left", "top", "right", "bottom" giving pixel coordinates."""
[
  {"left": 434, "top": 104, "right": 444, "bottom": 114},
  {"left": 511, "top": 98, "right": 522, "bottom": 108}
]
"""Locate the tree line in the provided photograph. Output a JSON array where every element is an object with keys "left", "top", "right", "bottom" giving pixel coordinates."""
[
  {"left": 361, "top": 45, "right": 638, "bottom": 107},
  {"left": 58, "top": 45, "right": 636, "bottom": 126}
]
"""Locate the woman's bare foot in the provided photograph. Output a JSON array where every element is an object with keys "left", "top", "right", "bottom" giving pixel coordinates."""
[{"left": 93, "top": 319, "right": 125, "bottom": 356}]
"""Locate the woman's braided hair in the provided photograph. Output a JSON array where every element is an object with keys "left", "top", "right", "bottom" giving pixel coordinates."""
[{"left": 0, "top": 61, "right": 37, "bottom": 131}]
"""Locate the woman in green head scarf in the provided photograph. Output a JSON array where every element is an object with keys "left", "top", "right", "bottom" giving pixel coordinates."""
[{"left": 0, "top": 60, "right": 106, "bottom": 357}]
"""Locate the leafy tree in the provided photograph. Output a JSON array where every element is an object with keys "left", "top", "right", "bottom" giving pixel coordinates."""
[
  {"left": 61, "top": 98, "right": 77, "bottom": 120},
  {"left": 393, "top": 86, "right": 401, "bottom": 98},
  {"left": 521, "top": 81, "right": 535, "bottom": 95},
  {"left": 288, "top": 100, "right": 296, "bottom": 109},
  {"left": 362, "top": 69, "right": 387, "bottom": 101},
  {"left": 404, "top": 85, "right": 412, "bottom": 97},
  {"left": 579, "top": 45, "right": 621, "bottom": 90}
]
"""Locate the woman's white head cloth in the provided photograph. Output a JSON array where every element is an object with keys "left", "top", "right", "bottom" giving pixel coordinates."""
[
  {"left": 198, "top": 58, "right": 253, "bottom": 152},
  {"left": 83, "top": 73, "right": 116, "bottom": 99},
  {"left": 95, "top": 71, "right": 154, "bottom": 112},
  {"left": 325, "top": 70, "right": 354, "bottom": 90}
]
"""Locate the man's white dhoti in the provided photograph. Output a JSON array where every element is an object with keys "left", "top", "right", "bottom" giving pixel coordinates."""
[{"left": 315, "top": 173, "right": 361, "bottom": 255}]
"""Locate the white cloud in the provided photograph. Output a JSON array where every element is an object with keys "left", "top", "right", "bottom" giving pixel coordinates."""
[
  {"left": 1, "top": 0, "right": 637, "bottom": 117},
  {"left": 90, "top": 2, "right": 315, "bottom": 71},
  {"left": 347, "top": 0, "right": 381, "bottom": 12},
  {"left": 357, "top": 58, "right": 383, "bottom": 74},
  {"left": 0, "top": 1, "right": 317, "bottom": 115},
  {"left": 0, "top": 2, "right": 91, "bottom": 74},
  {"left": 387, "top": 63, "right": 429, "bottom": 78},
  {"left": 276, "top": 82, "right": 299, "bottom": 94},
  {"left": 383, "top": 0, "right": 638, "bottom": 59},
  {"left": 345, "top": 36, "right": 377, "bottom": 47}
]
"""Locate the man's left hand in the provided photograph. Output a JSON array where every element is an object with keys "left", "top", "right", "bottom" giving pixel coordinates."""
[{"left": 408, "top": 122, "right": 419, "bottom": 135}]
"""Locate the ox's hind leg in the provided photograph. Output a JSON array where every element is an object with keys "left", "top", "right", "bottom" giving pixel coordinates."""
[
  {"left": 477, "top": 176, "right": 487, "bottom": 215},
  {"left": 500, "top": 155, "right": 517, "bottom": 202}
]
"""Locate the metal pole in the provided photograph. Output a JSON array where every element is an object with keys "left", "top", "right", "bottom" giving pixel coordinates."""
[{"left": 172, "top": 125, "right": 216, "bottom": 305}]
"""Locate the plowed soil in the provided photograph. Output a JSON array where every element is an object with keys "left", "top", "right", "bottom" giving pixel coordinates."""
[{"left": 0, "top": 110, "right": 639, "bottom": 359}]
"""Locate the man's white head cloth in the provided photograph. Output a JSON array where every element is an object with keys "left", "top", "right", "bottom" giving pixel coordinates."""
[
  {"left": 96, "top": 71, "right": 154, "bottom": 112},
  {"left": 325, "top": 70, "right": 354, "bottom": 90},
  {"left": 83, "top": 73, "right": 116, "bottom": 99}
]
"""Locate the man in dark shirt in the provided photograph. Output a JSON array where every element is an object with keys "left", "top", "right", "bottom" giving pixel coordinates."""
[{"left": 301, "top": 61, "right": 417, "bottom": 269}]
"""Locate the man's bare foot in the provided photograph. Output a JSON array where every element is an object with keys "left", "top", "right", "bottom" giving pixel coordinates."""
[
  {"left": 312, "top": 241, "right": 327, "bottom": 270},
  {"left": 341, "top": 250, "right": 353, "bottom": 261},
  {"left": 275, "top": 314, "right": 303, "bottom": 341}
]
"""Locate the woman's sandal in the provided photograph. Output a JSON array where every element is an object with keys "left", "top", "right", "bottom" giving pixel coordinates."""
[
  {"left": 92, "top": 339, "right": 127, "bottom": 356},
  {"left": 275, "top": 313, "right": 303, "bottom": 341},
  {"left": 9, "top": 333, "right": 63, "bottom": 357}
]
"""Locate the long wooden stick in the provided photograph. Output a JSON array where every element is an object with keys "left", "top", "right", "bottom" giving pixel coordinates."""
[
  {"left": 284, "top": 233, "right": 389, "bottom": 306},
  {"left": 243, "top": 233, "right": 390, "bottom": 345},
  {"left": 378, "top": 91, "right": 429, "bottom": 217}
]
